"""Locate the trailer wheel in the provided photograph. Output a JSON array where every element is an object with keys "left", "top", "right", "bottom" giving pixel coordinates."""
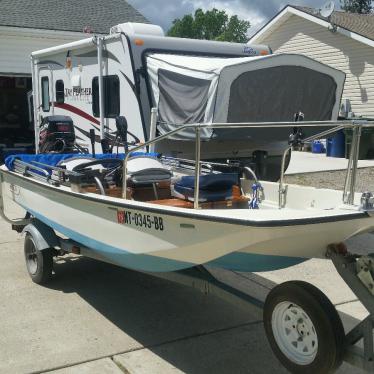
[
  {"left": 264, "top": 281, "right": 345, "bottom": 374},
  {"left": 24, "top": 233, "right": 53, "bottom": 285}
]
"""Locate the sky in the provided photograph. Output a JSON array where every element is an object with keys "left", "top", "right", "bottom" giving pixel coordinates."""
[{"left": 126, "top": 0, "right": 338, "bottom": 36}]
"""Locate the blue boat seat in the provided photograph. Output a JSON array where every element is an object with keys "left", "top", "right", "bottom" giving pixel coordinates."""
[{"left": 172, "top": 173, "right": 240, "bottom": 202}]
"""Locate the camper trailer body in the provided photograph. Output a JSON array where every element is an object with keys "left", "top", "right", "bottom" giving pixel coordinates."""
[
  {"left": 30, "top": 23, "right": 345, "bottom": 179},
  {"left": 31, "top": 24, "right": 271, "bottom": 152}
]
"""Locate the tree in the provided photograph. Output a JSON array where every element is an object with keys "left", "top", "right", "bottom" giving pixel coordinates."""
[
  {"left": 167, "top": 8, "right": 250, "bottom": 43},
  {"left": 340, "top": 0, "right": 373, "bottom": 13}
]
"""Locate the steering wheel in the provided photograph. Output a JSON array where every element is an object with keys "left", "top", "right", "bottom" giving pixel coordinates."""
[{"left": 72, "top": 158, "right": 123, "bottom": 172}]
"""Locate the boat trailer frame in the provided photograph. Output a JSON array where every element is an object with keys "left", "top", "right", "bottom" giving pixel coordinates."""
[
  {"left": 327, "top": 245, "right": 374, "bottom": 372},
  {"left": 152, "top": 247, "right": 374, "bottom": 373},
  {"left": 16, "top": 219, "right": 374, "bottom": 373}
]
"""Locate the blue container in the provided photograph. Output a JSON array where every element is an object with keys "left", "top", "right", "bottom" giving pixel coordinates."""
[
  {"left": 312, "top": 141, "right": 325, "bottom": 153},
  {"left": 326, "top": 130, "right": 345, "bottom": 158}
]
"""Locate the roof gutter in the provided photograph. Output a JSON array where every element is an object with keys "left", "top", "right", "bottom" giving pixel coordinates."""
[
  {"left": 0, "top": 25, "right": 87, "bottom": 39},
  {"left": 31, "top": 32, "right": 120, "bottom": 58},
  {"left": 250, "top": 6, "right": 374, "bottom": 48},
  {"left": 31, "top": 37, "right": 97, "bottom": 58}
]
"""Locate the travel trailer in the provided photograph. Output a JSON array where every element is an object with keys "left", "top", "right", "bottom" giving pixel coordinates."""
[{"left": 30, "top": 23, "right": 345, "bottom": 180}]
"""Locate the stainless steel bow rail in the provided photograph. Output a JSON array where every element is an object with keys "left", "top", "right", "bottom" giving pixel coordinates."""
[
  {"left": 123, "top": 119, "right": 373, "bottom": 208},
  {"left": 1, "top": 120, "right": 372, "bottom": 212},
  {"left": 0, "top": 172, "right": 31, "bottom": 226},
  {"left": 0, "top": 159, "right": 83, "bottom": 225}
]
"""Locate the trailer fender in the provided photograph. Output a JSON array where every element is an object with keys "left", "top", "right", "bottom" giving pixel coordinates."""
[{"left": 22, "top": 220, "right": 59, "bottom": 251}]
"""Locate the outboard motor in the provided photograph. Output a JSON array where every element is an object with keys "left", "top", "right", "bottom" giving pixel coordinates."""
[{"left": 39, "top": 115, "right": 76, "bottom": 153}]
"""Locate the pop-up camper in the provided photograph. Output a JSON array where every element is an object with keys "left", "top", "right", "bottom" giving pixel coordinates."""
[{"left": 30, "top": 23, "right": 345, "bottom": 179}]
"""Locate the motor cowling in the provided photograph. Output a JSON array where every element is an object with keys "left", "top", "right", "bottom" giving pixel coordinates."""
[{"left": 39, "top": 116, "right": 76, "bottom": 153}]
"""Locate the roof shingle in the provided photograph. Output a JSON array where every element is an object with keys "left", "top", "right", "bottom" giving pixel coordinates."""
[
  {"left": 293, "top": 5, "right": 374, "bottom": 41},
  {"left": 0, "top": 0, "right": 149, "bottom": 34}
]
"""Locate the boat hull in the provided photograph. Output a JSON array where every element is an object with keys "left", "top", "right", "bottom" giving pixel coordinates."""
[{"left": 1, "top": 169, "right": 372, "bottom": 272}]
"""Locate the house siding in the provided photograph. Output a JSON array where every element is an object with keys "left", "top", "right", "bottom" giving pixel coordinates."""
[
  {"left": 258, "top": 14, "right": 374, "bottom": 118},
  {"left": 0, "top": 29, "right": 82, "bottom": 75}
]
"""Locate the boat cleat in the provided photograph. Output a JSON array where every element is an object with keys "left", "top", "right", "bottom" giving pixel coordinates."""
[{"left": 361, "top": 192, "right": 374, "bottom": 214}]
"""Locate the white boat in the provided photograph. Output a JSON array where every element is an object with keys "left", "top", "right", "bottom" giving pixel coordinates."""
[
  {"left": 1, "top": 120, "right": 373, "bottom": 273},
  {"left": 2, "top": 120, "right": 374, "bottom": 374}
]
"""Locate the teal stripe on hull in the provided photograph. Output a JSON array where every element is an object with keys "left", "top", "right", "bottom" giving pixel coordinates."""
[
  {"left": 207, "top": 252, "right": 306, "bottom": 272},
  {"left": 23, "top": 205, "right": 305, "bottom": 273}
]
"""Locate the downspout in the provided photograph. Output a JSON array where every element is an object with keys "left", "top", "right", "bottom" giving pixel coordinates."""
[
  {"left": 97, "top": 36, "right": 105, "bottom": 140},
  {"left": 30, "top": 56, "right": 39, "bottom": 154},
  {"left": 50, "top": 66, "right": 55, "bottom": 116}
]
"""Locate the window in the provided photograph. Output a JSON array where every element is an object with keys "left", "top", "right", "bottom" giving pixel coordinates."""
[
  {"left": 41, "top": 77, "right": 50, "bottom": 112},
  {"left": 56, "top": 80, "right": 64, "bottom": 104},
  {"left": 92, "top": 75, "right": 120, "bottom": 118},
  {"left": 158, "top": 69, "right": 211, "bottom": 125},
  {"left": 92, "top": 77, "right": 99, "bottom": 117},
  {"left": 104, "top": 75, "right": 120, "bottom": 117}
]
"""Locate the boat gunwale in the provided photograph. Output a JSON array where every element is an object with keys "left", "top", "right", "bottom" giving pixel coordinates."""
[{"left": 1, "top": 167, "right": 369, "bottom": 228}]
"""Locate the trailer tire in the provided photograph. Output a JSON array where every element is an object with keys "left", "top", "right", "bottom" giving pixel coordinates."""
[
  {"left": 24, "top": 233, "right": 53, "bottom": 285},
  {"left": 264, "top": 281, "right": 345, "bottom": 374}
]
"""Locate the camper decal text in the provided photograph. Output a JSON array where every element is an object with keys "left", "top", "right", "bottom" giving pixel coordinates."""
[
  {"left": 117, "top": 210, "right": 164, "bottom": 231},
  {"left": 243, "top": 46, "right": 256, "bottom": 55},
  {"left": 65, "top": 88, "right": 92, "bottom": 102}
]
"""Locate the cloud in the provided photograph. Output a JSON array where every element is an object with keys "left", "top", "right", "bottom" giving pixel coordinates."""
[
  {"left": 127, "top": 0, "right": 333, "bottom": 34},
  {"left": 126, "top": 0, "right": 195, "bottom": 31}
]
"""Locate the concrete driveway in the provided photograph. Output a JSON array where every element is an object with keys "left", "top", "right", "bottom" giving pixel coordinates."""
[
  {"left": 286, "top": 151, "right": 374, "bottom": 174},
  {"left": 0, "top": 203, "right": 369, "bottom": 374}
]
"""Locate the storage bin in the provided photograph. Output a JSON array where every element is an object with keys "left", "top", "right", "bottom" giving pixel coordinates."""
[
  {"left": 312, "top": 141, "right": 325, "bottom": 153},
  {"left": 326, "top": 130, "right": 345, "bottom": 158}
]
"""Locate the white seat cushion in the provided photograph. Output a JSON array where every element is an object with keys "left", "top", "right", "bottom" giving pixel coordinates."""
[{"left": 127, "top": 156, "right": 172, "bottom": 184}]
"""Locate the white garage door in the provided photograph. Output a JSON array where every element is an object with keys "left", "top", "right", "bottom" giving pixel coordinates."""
[{"left": 0, "top": 28, "right": 83, "bottom": 75}]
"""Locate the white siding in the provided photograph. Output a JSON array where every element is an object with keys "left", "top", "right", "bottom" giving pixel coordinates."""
[
  {"left": 0, "top": 28, "right": 83, "bottom": 75},
  {"left": 259, "top": 15, "right": 374, "bottom": 118}
]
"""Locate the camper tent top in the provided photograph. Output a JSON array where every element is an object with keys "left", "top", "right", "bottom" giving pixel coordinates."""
[
  {"left": 146, "top": 53, "right": 344, "bottom": 140},
  {"left": 30, "top": 22, "right": 345, "bottom": 180}
]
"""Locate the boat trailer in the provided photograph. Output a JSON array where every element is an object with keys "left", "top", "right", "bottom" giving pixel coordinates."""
[
  {"left": 154, "top": 244, "right": 374, "bottom": 373},
  {"left": 11, "top": 218, "right": 374, "bottom": 373}
]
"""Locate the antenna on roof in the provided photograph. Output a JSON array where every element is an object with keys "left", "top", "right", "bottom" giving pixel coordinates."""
[
  {"left": 83, "top": 26, "right": 93, "bottom": 34},
  {"left": 320, "top": 1, "right": 335, "bottom": 19},
  {"left": 320, "top": 1, "right": 337, "bottom": 33}
]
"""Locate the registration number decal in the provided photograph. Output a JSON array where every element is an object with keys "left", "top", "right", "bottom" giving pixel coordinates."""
[{"left": 117, "top": 210, "right": 164, "bottom": 231}]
